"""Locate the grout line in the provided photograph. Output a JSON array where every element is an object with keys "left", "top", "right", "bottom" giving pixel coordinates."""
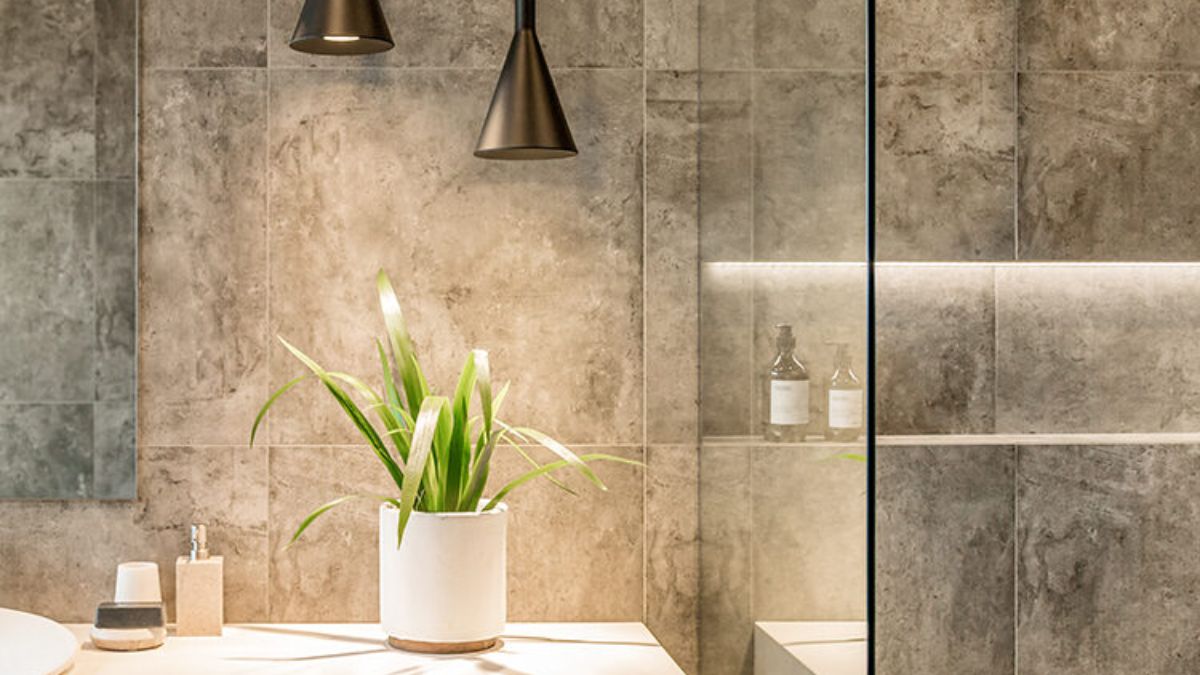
[
  {"left": 640, "top": 8, "right": 650, "bottom": 626},
  {"left": 1013, "top": 444, "right": 1019, "bottom": 675},
  {"left": 1012, "top": 1, "right": 1020, "bottom": 264}
]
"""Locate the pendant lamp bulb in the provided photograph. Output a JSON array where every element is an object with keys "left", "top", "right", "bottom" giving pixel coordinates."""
[
  {"left": 289, "top": 0, "right": 394, "bottom": 55},
  {"left": 475, "top": 0, "right": 577, "bottom": 160}
]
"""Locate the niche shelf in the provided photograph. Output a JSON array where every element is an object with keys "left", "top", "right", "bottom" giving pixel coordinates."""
[{"left": 702, "top": 433, "right": 1200, "bottom": 448}]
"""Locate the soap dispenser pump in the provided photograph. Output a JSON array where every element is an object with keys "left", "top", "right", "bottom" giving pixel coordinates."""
[{"left": 175, "top": 524, "right": 223, "bottom": 636}]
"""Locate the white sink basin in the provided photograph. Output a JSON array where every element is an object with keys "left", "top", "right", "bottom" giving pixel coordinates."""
[{"left": 0, "top": 608, "right": 79, "bottom": 675}]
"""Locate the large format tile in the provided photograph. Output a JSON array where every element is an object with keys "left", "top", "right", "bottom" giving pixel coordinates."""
[
  {"left": 0, "top": 404, "right": 93, "bottom": 499},
  {"left": 1018, "top": 445, "right": 1200, "bottom": 674},
  {"left": 95, "top": 180, "right": 136, "bottom": 402},
  {"left": 646, "top": 445, "right": 700, "bottom": 674},
  {"left": 267, "top": 68, "right": 643, "bottom": 447},
  {"left": 0, "top": 181, "right": 94, "bottom": 402},
  {"left": 269, "top": 0, "right": 642, "bottom": 69},
  {"left": 496, "top": 444, "right": 644, "bottom": 621},
  {"left": 93, "top": 400, "right": 135, "bottom": 499},
  {"left": 699, "top": 444, "right": 753, "bottom": 675},
  {"left": 0, "top": 0, "right": 94, "bottom": 178},
  {"left": 646, "top": 0, "right": 698, "bottom": 70},
  {"left": 1020, "top": 0, "right": 1200, "bottom": 71},
  {"left": 698, "top": 72, "right": 752, "bottom": 263},
  {"left": 996, "top": 266, "right": 1200, "bottom": 433},
  {"left": 139, "top": 70, "right": 268, "bottom": 446},
  {"left": 877, "top": 0, "right": 1014, "bottom": 71},
  {"left": 753, "top": 72, "right": 866, "bottom": 262},
  {"left": 877, "top": 73, "right": 1015, "bottom": 261},
  {"left": 876, "top": 445, "right": 1015, "bottom": 675},
  {"left": 1018, "top": 73, "right": 1200, "bottom": 261},
  {"left": 95, "top": 0, "right": 136, "bottom": 179},
  {"left": 876, "top": 266, "right": 996, "bottom": 435},
  {"left": 0, "top": 445, "right": 268, "bottom": 622},
  {"left": 698, "top": 0, "right": 752, "bottom": 70},
  {"left": 141, "top": 0, "right": 267, "bottom": 68},
  {"left": 138, "top": 446, "right": 270, "bottom": 622},
  {"left": 753, "top": 445, "right": 866, "bottom": 620},
  {"left": 754, "top": 0, "right": 865, "bottom": 70},
  {"left": 267, "top": 446, "right": 394, "bottom": 622},
  {"left": 646, "top": 71, "right": 699, "bottom": 444}
]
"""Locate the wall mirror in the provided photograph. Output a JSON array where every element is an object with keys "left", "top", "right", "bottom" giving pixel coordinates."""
[{"left": 0, "top": 0, "right": 137, "bottom": 499}]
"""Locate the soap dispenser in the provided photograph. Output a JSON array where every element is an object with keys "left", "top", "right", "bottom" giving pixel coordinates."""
[{"left": 175, "top": 524, "right": 223, "bottom": 636}]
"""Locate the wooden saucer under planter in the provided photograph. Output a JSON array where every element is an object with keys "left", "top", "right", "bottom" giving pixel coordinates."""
[{"left": 387, "top": 636, "right": 499, "bottom": 654}]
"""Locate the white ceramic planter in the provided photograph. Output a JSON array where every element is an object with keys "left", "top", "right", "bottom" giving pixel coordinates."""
[{"left": 379, "top": 501, "right": 508, "bottom": 653}]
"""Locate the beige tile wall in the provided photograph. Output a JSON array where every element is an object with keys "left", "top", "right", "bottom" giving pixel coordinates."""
[{"left": 0, "top": 0, "right": 701, "bottom": 671}]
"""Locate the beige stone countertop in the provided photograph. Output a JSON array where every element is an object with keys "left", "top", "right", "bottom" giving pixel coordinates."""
[{"left": 65, "top": 622, "right": 685, "bottom": 674}]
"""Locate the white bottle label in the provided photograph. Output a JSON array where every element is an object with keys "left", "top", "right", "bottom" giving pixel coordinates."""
[
  {"left": 770, "top": 380, "right": 810, "bottom": 425},
  {"left": 828, "top": 389, "right": 863, "bottom": 429}
]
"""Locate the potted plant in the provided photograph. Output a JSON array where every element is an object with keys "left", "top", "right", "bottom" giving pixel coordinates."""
[{"left": 251, "top": 271, "right": 634, "bottom": 654}]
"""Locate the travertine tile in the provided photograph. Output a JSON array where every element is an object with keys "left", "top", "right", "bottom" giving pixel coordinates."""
[
  {"left": 266, "top": 68, "right": 642, "bottom": 447},
  {"left": 0, "top": 404, "right": 93, "bottom": 499},
  {"left": 0, "top": 0, "right": 94, "bottom": 178},
  {"left": 877, "top": 0, "right": 1014, "bottom": 71},
  {"left": 699, "top": 444, "right": 753, "bottom": 675},
  {"left": 752, "top": 445, "right": 867, "bottom": 620},
  {"left": 1020, "top": 0, "right": 1200, "bottom": 71},
  {"left": 646, "top": 0, "right": 699, "bottom": 70},
  {"left": 95, "top": 180, "right": 136, "bottom": 402},
  {"left": 1018, "top": 73, "right": 1200, "bottom": 261},
  {"left": 996, "top": 266, "right": 1200, "bottom": 433},
  {"left": 0, "top": 445, "right": 268, "bottom": 622},
  {"left": 646, "top": 445, "right": 700, "bottom": 674},
  {"left": 497, "top": 445, "right": 645, "bottom": 621},
  {"left": 753, "top": 72, "right": 866, "bottom": 262},
  {"left": 647, "top": 71, "right": 699, "bottom": 445},
  {"left": 267, "top": 446, "right": 394, "bottom": 622},
  {"left": 877, "top": 72, "right": 1015, "bottom": 261},
  {"left": 751, "top": 266, "right": 868, "bottom": 435},
  {"left": 95, "top": 0, "right": 136, "bottom": 179},
  {"left": 876, "top": 265, "right": 995, "bottom": 435},
  {"left": 141, "top": 0, "right": 267, "bottom": 68},
  {"left": 1018, "top": 445, "right": 1200, "bottom": 674},
  {"left": 876, "top": 445, "right": 1015, "bottom": 675},
  {"left": 139, "top": 70, "right": 268, "bottom": 446},
  {"left": 269, "top": 0, "right": 642, "bottom": 69},
  {"left": 754, "top": 0, "right": 865, "bottom": 70},
  {"left": 0, "top": 181, "right": 94, "bottom": 402},
  {"left": 700, "top": 266, "right": 753, "bottom": 437},
  {"left": 699, "top": 71, "right": 752, "bottom": 263}
]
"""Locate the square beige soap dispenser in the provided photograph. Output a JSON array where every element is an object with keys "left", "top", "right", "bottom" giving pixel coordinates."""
[{"left": 175, "top": 524, "right": 223, "bottom": 636}]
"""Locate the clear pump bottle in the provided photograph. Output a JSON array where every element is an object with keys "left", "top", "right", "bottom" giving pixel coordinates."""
[
  {"left": 825, "top": 343, "right": 863, "bottom": 442},
  {"left": 764, "top": 324, "right": 810, "bottom": 442}
]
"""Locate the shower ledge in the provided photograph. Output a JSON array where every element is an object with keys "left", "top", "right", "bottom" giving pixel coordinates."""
[
  {"left": 755, "top": 621, "right": 866, "bottom": 675},
  {"left": 704, "top": 433, "right": 1200, "bottom": 447}
]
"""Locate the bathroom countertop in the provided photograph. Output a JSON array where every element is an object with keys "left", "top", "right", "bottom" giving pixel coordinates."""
[
  {"left": 754, "top": 621, "right": 867, "bottom": 675},
  {"left": 64, "top": 622, "right": 685, "bottom": 674}
]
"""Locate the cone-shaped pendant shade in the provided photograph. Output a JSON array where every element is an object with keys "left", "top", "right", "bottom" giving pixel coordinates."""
[
  {"left": 475, "top": 0, "right": 576, "bottom": 159},
  {"left": 289, "top": 0, "right": 394, "bottom": 55}
]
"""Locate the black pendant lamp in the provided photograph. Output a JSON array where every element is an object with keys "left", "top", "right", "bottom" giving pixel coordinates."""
[
  {"left": 475, "top": 0, "right": 577, "bottom": 160},
  {"left": 289, "top": 0, "right": 394, "bottom": 55}
]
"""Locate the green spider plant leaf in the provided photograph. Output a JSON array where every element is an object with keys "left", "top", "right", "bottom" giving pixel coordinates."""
[
  {"left": 250, "top": 374, "right": 307, "bottom": 447},
  {"left": 377, "top": 270, "right": 429, "bottom": 413},
  {"left": 500, "top": 423, "right": 607, "bottom": 491},
  {"left": 483, "top": 453, "right": 643, "bottom": 512},
  {"left": 394, "top": 396, "right": 449, "bottom": 546},
  {"left": 277, "top": 336, "right": 406, "bottom": 493},
  {"left": 287, "top": 493, "right": 401, "bottom": 548}
]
